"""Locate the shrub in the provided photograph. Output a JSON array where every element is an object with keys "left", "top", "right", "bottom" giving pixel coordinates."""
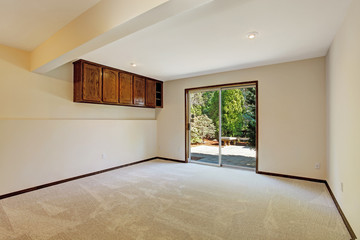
[{"left": 191, "top": 114, "right": 216, "bottom": 143}]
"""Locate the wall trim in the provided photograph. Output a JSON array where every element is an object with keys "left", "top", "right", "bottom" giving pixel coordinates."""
[
  {"left": 257, "top": 170, "right": 325, "bottom": 183},
  {"left": 324, "top": 182, "right": 357, "bottom": 240},
  {"left": 257, "top": 171, "right": 356, "bottom": 239},
  {"left": 0, "top": 157, "right": 157, "bottom": 200},
  {"left": 157, "top": 157, "right": 186, "bottom": 163}
]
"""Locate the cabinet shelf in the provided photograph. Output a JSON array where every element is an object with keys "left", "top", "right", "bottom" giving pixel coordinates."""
[{"left": 155, "top": 82, "right": 163, "bottom": 108}]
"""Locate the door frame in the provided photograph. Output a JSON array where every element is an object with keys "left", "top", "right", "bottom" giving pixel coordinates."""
[{"left": 185, "top": 81, "right": 259, "bottom": 172}]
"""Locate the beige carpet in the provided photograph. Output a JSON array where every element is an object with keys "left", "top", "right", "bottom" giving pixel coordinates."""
[{"left": 0, "top": 160, "right": 350, "bottom": 240}]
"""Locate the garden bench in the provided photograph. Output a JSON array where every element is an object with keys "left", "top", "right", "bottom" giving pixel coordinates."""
[{"left": 221, "top": 137, "right": 237, "bottom": 146}]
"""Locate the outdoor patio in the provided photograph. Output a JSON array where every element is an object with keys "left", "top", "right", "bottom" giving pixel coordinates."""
[{"left": 190, "top": 145, "right": 256, "bottom": 168}]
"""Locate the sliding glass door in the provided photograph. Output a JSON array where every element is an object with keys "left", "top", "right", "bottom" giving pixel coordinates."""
[{"left": 187, "top": 83, "right": 257, "bottom": 169}]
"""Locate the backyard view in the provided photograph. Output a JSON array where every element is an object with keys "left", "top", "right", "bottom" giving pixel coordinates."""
[{"left": 190, "top": 86, "right": 256, "bottom": 168}]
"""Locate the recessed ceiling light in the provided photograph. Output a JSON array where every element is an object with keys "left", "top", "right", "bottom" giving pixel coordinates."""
[
  {"left": 247, "top": 32, "right": 258, "bottom": 40},
  {"left": 130, "top": 63, "right": 137, "bottom": 67}
]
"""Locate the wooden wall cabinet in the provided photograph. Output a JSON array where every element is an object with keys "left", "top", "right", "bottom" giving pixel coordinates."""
[
  {"left": 74, "top": 60, "right": 163, "bottom": 108},
  {"left": 82, "top": 63, "right": 102, "bottom": 102},
  {"left": 133, "top": 76, "right": 146, "bottom": 106},
  {"left": 146, "top": 79, "right": 156, "bottom": 108},
  {"left": 102, "top": 68, "right": 119, "bottom": 104},
  {"left": 119, "top": 72, "right": 133, "bottom": 105}
]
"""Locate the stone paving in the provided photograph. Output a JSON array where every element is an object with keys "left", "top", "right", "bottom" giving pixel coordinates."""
[{"left": 190, "top": 145, "right": 256, "bottom": 168}]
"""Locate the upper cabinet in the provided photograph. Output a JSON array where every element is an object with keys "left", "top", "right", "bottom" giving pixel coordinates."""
[
  {"left": 119, "top": 72, "right": 133, "bottom": 105},
  {"left": 82, "top": 63, "right": 102, "bottom": 102},
  {"left": 133, "top": 76, "right": 146, "bottom": 106},
  {"left": 146, "top": 79, "right": 156, "bottom": 108},
  {"left": 73, "top": 60, "right": 163, "bottom": 108},
  {"left": 102, "top": 68, "right": 119, "bottom": 104}
]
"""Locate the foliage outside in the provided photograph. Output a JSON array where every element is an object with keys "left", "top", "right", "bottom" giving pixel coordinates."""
[
  {"left": 190, "top": 115, "right": 216, "bottom": 144},
  {"left": 190, "top": 87, "right": 256, "bottom": 147}
]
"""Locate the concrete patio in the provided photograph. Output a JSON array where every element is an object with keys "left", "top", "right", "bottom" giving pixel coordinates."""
[{"left": 190, "top": 145, "right": 256, "bottom": 168}]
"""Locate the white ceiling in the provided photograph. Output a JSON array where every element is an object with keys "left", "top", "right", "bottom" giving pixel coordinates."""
[
  {"left": 81, "top": 0, "right": 351, "bottom": 81},
  {"left": 0, "top": 0, "right": 100, "bottom": 51}
]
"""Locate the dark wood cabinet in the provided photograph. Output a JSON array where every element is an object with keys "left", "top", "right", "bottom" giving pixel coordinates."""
[
  {"left": 83, "top": 63, "right": 102, "bottom": 102},
  {"left": 73, "top": 60, "right": 162, "bottom": 108},
  {"left": 133, "top": 76, "right": 146, "bottom": 106},
  {"left": 146, "top": 79, "right": 156, "bottom": 108},
  {"left": 102, "top": 68, "right": 119, "bottom": 104},
  {"left": 119, "top": 72, "right": 133, "bottom": 105}
]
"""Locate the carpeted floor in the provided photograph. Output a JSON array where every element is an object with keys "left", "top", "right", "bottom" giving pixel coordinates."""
[{"left": 0, "top": 160, "right": 350, "bottom": 240}]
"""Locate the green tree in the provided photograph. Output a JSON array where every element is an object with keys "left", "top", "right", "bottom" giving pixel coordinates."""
[
  {"left": 189, "top": 88, "right": 256, "bottom": 147},
  {"left": 242, "top": 87, "right": 256, "bottom": 148},
  {"left": 203, "top": 89, "right": 245, "bottom": 138},
  {"left": 191, "top": 114, "right": 216, "bottom": 143},
  {"left": 190, "top": 92, "right": 204, "bottom": 117},
  {"left": 202, "top": 91, "right": 219, "bottom": 136},
  {"left": 221, "top": 89, "right": 245, "bottom": 137}
]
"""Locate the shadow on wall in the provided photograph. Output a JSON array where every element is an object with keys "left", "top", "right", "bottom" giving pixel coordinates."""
[
  {"left": 0, "top": 45, "right": 72, "bottom": 102},
  {"left": 44, "top": 63, "right": 73, "bottom": 83},
  {"left": 40, "top": 63, "right": 74, "bottom": 101}
]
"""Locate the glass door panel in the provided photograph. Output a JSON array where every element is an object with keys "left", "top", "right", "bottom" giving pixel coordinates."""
[
  {"left": 220, "top": 86, "right": 257, "bottom": 169},
  {"left": 189, "top": 90, "right": 220, "bottom": 166}
]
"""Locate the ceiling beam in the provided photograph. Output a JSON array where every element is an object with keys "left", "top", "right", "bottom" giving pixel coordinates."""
[{"left": 31, "top": 0, "right": 213, "bottom": 73}]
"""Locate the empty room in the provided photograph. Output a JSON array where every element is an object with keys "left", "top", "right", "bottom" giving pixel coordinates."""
[{"left": 0, "top": 0, "right": 359, "bottom": 239}]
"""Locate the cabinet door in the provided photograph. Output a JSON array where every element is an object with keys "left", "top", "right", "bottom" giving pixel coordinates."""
[
  {"left": 102, "top": 68, "right": 119, "bottom": 104},
  {"left": 119, "top": 72, "right": 133, "bottom": 105},
  {"left": 83, "top": 63, "right": 102, "bottom": 102},
  {"left": 146, "top": 79, "right": 156, "bottom": 108},
  {"left": 133, "top": 76, "right": 145, "bottom": 106}
]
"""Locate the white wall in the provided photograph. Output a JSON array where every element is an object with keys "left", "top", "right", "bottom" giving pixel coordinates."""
[
  {"left": 157, "top": 57, "right": 326, "bottom": 180},
  {"left": 326, "top": 0, "right": 360, "bottom": 236},
  {"left": 0, "top": 44, "right": 157, "bottom": 195},
  {"left": 0, "top": 120, "right": 157, "bottom": 195}
]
